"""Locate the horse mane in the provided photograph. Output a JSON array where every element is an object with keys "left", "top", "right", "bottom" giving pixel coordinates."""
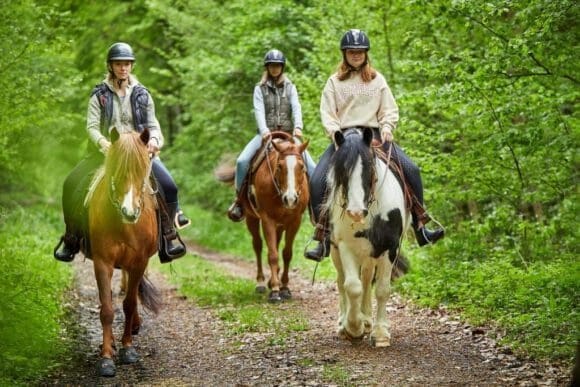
[
  {"left": 106, "top": 132, "right": 151, "bottom": 185},
  {"left": 327, "top": 130, "right": 375, "bottom": 208},
  {"left": 85, "top": 132, "right": 153, "bottom": 207}
]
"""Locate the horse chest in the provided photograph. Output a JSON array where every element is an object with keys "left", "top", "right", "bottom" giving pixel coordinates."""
[{"left": 332, "top": 209, "right": 403, "bottom": 259}]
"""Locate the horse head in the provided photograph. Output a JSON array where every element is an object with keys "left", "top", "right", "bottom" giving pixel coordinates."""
[
  {"left": 105, "top": 127, "right": 152, "bottom": 224},
  {"left": 330, "top": 128, "right": 375, "bottom": 223},
  {"left": 270, "top": 132, "right": 309, "bottom": 209}
]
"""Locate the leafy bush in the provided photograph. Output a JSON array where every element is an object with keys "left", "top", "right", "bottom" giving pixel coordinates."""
[{"left": 0, "top": 205, "right": 72, "bottom": 385}]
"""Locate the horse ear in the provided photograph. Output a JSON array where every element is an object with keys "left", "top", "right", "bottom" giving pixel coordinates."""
[
  {"left": 334, "top": 131, "right": 345, "bottom": 147},
  {"left": 299, "top": 139, "right": 309, "bottom": 153},
  {"left": 140, "top": 128, "right": 150, "bottom": 145},
  {"left": 363, "top": 127, "right": 373, "bottom": 146},
  {"left": 110, "top": 127, "right": 120, "bottom": 143}
]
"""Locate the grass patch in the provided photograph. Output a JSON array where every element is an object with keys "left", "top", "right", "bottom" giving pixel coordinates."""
[
  {"left": 322, "top": 364, "right": 352, "bottom": 386},
  {"left": 178, "top": 203, "right": 337, "bottom": 281},
  {"left": 0, "top": 204, "right": 73, "bottom": 385},
  {"left": 399, "top": 243, "right": 579, "bottom": 361}
]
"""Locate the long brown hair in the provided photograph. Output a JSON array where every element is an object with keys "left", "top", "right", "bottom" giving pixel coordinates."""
[{"left": 336, "top": 52, "right": 376, "bottom": 82}]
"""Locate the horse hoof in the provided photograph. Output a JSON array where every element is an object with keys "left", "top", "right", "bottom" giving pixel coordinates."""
[
  {"left": 280, "top": 287, "right": 292, "bottom": 300},
  {"left": 338, "top": 327, "right": 364, "bottom": 343},
  {"left": 370, "top": 336, "right": 391, "bottom": 348},
  {"left": 119, "top": 346, "right": 140, "bottom": 364},
  {"left": 268, "top": 291, "right": 282, "bottom": 303},
  {"left": 97, "top": 358, "right": 116, "bottom": 377},
  {"left": 255, "top": 285, "right": 266, "bottom": 294}
]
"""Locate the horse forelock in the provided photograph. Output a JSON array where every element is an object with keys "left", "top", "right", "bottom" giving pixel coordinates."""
[
  {"left": 106, "top": 132, "right": 151, "bottom": 189},
  {"left": 330, "top": 131, "right": 374, "bottom": 206}
]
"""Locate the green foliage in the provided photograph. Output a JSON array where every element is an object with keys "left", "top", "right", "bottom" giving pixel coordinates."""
[
  {"left": 0, "top": 0, "right": 577, "bottom": 368},
  {"left": 400, "top": 245, "right": 579, "bottom": 360},
  {"left": 0, "top": 205, "right": 72, "bottom": 385}
]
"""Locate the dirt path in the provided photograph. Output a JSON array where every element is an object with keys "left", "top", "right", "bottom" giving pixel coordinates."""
[{"left": 46, "top": 242, "right": 572, "bottom": 386}]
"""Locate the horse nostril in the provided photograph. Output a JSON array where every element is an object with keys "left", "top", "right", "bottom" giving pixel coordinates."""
[{"left": 363, "top": 209, "right": 368, "bottom": 217}]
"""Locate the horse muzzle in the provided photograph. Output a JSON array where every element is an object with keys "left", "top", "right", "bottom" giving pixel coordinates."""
[
  {"left": 121, "top": 206, "right": 141, "bottom": 224},
  {"left": 346, "top": 208, "right": 368, "bottom": 223}
]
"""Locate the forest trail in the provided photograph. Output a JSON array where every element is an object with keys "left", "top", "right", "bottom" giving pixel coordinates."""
[{"left": 45, "top": 241, "right": 571, "bottom": 386}]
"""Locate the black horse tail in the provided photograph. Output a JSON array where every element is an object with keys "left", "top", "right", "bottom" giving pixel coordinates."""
[
  {"left": 138, "top": 276, "right": 162, "bottom": 315},
  {"left": 391, "top": 252, "right": 410, "bottom": 280}
]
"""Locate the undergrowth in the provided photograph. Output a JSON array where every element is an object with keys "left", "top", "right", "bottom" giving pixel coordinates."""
[{"left": 0, "top": 204, "right": 73, "bottom": 386}]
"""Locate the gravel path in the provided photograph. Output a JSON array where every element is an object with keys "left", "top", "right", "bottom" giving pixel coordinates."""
[{"left": 45, "top": 242, "right": 573, "bottom": 386}]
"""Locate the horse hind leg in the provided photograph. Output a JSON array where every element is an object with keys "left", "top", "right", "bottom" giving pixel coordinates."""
[{"left": 247, "top": 217, "right": 266, "bottom": 293}]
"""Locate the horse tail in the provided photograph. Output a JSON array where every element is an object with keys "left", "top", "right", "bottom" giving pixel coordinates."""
[
  {"left": 391, "top": 252, "right": 410, "bottom": 280},
  {"left": 138, "top": 275, "right": 162, "bottom": 315},
  {"left": 214, "top": 154, "right": 236, "bottom": 185}
]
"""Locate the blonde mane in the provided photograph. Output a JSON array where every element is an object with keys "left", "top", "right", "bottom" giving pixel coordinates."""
[{"left": 85, "top": 132, "right": 154, "bottom": 207}]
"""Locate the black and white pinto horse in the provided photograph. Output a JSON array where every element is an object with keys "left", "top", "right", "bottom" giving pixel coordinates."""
[{"left": 324, "top": 127, "right": 410, "bottom": 347}]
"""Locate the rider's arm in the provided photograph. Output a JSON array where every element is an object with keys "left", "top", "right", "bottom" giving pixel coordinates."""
[
  {"left": 253, "top": 85, "right": 269, "bottom": 136},
  {"left": 320, "top": 76, "right": 341, "bottom": 138}
]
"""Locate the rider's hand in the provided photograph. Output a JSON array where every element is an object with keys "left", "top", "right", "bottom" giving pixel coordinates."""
[
  {"left": 294, "top": 128, "right": 303, "bottom": 138},
  {"left": 147, "top": 138, "right": 160, "bottom": 155},
  {"left": 98, "top": 138, "right": 111, "bottom": 154},
  {"left": 262, "top": 132, "right": 272, "bottom": 142},
  {"left": 381, "top": 127, "right": 394, "bottom": 143}
]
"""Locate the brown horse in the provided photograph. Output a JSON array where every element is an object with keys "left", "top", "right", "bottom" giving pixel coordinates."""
[
  {"left": 85, "top": 127, "right": 161, "bottom": 376},
  {"left": 217, "top": 132, "right": 310, "bottom": 302}
]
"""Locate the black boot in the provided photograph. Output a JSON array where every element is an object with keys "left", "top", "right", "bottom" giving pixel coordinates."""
[
  {"left": 54, "top": 233, "right": 80, "bottom": 262},
  {"left": 227, "top": 200, "right": 244, "bottom": 222},
  {"left": 415, "top": 226, "right": 445, "bottom": 247},
  {"left": 304, "top": 238, "right": 330, "bottom": 262},
  {"left": 159, "top": 202, "right": 187, "bottom": 263}
]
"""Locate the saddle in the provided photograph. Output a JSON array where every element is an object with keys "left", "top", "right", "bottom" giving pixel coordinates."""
[{"left": 374, "top": 145, "right": 429, "bottom": 223}]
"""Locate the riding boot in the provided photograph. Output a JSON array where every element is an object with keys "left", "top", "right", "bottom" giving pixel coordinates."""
[
  {"left": 227, "top": 181, "right": 247, "bottom": 222},
  {"left": 304, "top": 222, "right": 330, "bottom": 262},
  {"left": 227, "top": 199, "right": 244, "bottom": 222},
  {"left": 54, "top": 230, "right": 80, "bottom": 262},
  {"left": 412, "top": 205, "right": 445, "bottom": 247},
  {"left": 159, "top": 201, "right": 187, "bottom": 263}
]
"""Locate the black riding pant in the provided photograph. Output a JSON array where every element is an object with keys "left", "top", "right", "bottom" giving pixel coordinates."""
[{"left": 309, "top": 129, "right": 424, "bottom": 225}]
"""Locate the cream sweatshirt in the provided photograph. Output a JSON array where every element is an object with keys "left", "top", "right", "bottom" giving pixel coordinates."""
[{"left": 320, "top": 71, "right": 399, "bottom": 138}]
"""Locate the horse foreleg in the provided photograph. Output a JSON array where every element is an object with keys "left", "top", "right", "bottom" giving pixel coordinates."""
[
  {"left": 340, "top": 245, "right": 365, "bottom": 340},
  {"left": 360, "top": 259, "right": 375, "bottom": 335},
  {"left": 370, "top": 257, "right": 392, "bottom": 347},
  {"left": 246, "top": 217, "right": 265, "bottom": 293},
  {"left": 93, "top": 260, "right": 115, "bottom": 359},
  {"left": 279, "top": 221, "right": 299, "bottom": 300},
  {"left": 262, "top": 218, "right": 281, "bottom": 303},
  {"left": 331, "top": 244, "right": 347, "bottom": 332},
  {"left": 120, "top": 268, "right": 144, "bottom": 364}
]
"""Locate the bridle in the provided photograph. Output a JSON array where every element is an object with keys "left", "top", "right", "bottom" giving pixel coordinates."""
[
  {"left": 264, "top": 138, "right": 305, "bottom": 199},
  {"left": 108, "top": 155, "right": 155, "bottom": 223}
]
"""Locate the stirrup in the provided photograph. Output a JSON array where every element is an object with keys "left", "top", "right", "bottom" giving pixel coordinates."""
[{"left": 174, "top": 210, "right": 191, "bottom": 230}]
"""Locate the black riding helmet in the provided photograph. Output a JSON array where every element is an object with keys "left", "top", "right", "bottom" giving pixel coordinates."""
[
  {"left": 107, "top": 42, "right": 136, "bottom": 62},
  {"left": 340, "top": 29, "right": 370, "bottom": 51},
  {"left": 264, "top": 49, "right": 286, "bottom": 66}
]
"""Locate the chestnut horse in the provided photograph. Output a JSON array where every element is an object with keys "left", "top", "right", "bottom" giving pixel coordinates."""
[
  {"left": 324, "top": 128, "right": 410, "bottom": 347},
  {"left": 217, "top": 132, "right": 310, "bottom": 303},
  {"left": 84, "top": 128, "right": 161, "bottom": 376}
]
